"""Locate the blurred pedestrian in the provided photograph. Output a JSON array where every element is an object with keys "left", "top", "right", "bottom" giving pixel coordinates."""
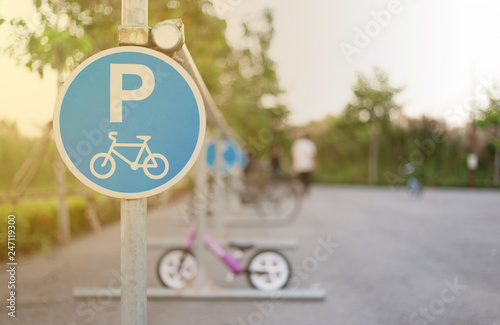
[
  {"left": 270, "top": 145, "right": 283, "bottom": 176},
  {"left": 290, "top": 132, "right": 317, "bottom": 194}
]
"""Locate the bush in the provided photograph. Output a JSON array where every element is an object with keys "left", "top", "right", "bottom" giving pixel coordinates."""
[{"left": 0, "top": 196, "right": 118, "bottom": 261}]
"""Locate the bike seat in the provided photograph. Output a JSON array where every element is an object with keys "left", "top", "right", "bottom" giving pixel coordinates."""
[
  {"left": 228, "top": 243, "right": 254, "bottom": 251},
  {"left": 108, "top": 131, "right": 118, "bottom": 140},
  {"left": 136, "top": 135, "right": 151, "bottom": 141}
]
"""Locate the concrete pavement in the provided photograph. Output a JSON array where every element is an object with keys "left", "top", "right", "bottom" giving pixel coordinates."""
[{"left": 1, "top": 185, "right": 499, "bottom": 324}]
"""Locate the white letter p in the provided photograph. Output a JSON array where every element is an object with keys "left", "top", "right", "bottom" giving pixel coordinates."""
[{"left": 110, "top": 64, "right": 155, "bottom": 123}]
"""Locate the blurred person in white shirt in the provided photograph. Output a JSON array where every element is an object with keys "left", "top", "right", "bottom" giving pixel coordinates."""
[{"left": 290, "top": 132, "right": 317, "bottom": 194}]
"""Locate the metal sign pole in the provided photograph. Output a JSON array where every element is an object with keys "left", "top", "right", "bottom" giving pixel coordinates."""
[
  {"left": 228, "top": 169, "right": 242, "bottom": 213},
  {"left": 121, "top": 0, "right": 148, "bottom": 324},
  {"left": 214, "top": 136, "right": 225, "bottom": 240},
  {"left": 121, "top": 199, "right": 147, "bottom": 324},
  {"left": 194, "top": 141, "right": 208, "bottom": 290},
  {"left": 122, "top": 0, "right": 148, "bottom": 27}
]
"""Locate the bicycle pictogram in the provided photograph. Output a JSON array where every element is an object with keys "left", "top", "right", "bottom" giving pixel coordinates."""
[{"left": 90, "top": 131, "right": 169, "bottom": 179}]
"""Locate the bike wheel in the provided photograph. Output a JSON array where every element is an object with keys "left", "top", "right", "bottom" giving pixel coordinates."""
[
  {"left": 157, "top": 249, "right": 197, "bottom": 289},
  {"left": 90, "top": 153, "right": 116, "bottom": 179},
  {"left": 255, "top": 180, "right": 301, "bottom": 223},
  {"left": 247, "top": 250, "right": 291, "bottom": 291},
  {"left": 144, "top": 153, "right": 169, "bottom": 179}
]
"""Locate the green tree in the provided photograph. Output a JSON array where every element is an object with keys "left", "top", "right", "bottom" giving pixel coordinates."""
[
  {"left": 344, "top": 67, "right": 404, "bottom": 184},
  {"left": 7, "top": 0, "right": 93, "bottom": 84},
  {"left": 0, "top": 121, "right": 33, "bottom": 192},
  {"left": 311, "top": 115, "right": 371, "bottom": 183},
  {"left": 5, "top": 0, "right": 288, "bottom": 166},
  {"left": 87, "top": 1, "right": 289, "bottom": 156},
  {"left": 7, "top": 1, "right": 287, "bottom": 154},
  {"left": 477, "top": 86, "right": 500, "bottom": 186},
  {"left": 71, "top": 0, "right": 233, "bottom": 95},
  {"left": 217, "top": 9, "right": 289, "bottom": 157},
  {"left": 6, "top": 0, "right": 99, "bottom": 243}
]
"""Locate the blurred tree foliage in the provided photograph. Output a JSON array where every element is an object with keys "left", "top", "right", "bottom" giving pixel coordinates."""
[
  {"left": 0, "top": 121, "right": 62, "bottom": 192},
  {"left": 216, "top": 10, "right": 290, "bottom": 157},
  {"left": 344, "top": 67, "right": 404, "bottom": 184},
  {"left": 308, "top": 112, "right": 495, "bottom": 187},
  {"left": 476, "top": 86, "right": 500, "bottom": 186},
  {"left": 6, "top": 0, "right": 288, "bottom": 158},
  {"left": 0, "top": 121, "right": 33, "bottom": 188},
  {"left": 3, "top": 2, "right": 498, "bottom": 189},
  {"left": 7, "top": 0, "right": 93, "bottom": 81},
  {"left": 307, "top": 67, "right": 496, "bottom": 188}
]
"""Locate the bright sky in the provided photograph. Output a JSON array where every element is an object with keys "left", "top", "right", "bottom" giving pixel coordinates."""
[{"left": 2, "top": 0, "right": 500, "bottom": 137}]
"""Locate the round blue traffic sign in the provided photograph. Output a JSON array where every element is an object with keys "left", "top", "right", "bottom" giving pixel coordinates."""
[
  {"left": 54, "top": 46, "right": 206, "bottom": 198},
  {"left": 206, "top": 140, "right": 247, "bottom": 174}
]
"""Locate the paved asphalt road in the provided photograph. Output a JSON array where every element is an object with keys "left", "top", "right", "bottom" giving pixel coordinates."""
[{"left": 1, "top": 185, "right": 499, "bottom": 324}]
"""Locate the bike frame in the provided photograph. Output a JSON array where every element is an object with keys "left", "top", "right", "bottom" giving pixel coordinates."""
[
  {"left": 185, "top": 223, "right": 245, "bottom": 274},
  {"left": 104, "top": 135, "right": 157, "bottom": 168}
]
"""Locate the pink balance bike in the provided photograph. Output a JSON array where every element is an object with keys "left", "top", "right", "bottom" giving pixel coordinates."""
[{"left": 157, "top": 223, "right": 292, "bottom": 291}]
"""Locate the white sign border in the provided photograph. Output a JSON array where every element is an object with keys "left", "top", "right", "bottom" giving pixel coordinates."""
[{"left": 53, "top": 46, "right": 206, "bottom": 199}]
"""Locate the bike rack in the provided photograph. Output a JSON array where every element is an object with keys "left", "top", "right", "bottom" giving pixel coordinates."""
[
  {"left": 76, "top": 142, "right": 323, "bottom": 300},
  {"left": 150, "top": 135, "right": 301, "bottom": 248},
  {"left": 74, "top": 26, "right": 324, "bottom": 300},
  {"left": 148, "top": 135, "right": 301, "bottom": 248},
  {"left": 171, "top": 164, "right": 303, "bottom": 228},
  {"left": 159, "top": 131, "right": 302, "bottom": 237},
  {"left": 140, "top": 133, "right": 326, "bottom": 300},
  {"left": 75, "top": 134, "right": 323, "bottom": 300},
  {"left": 154, "top": 46, "right": 326, "bottom": 299},
  {"left": 74, "top": 287, "right": 326, "bottom": 300}
]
